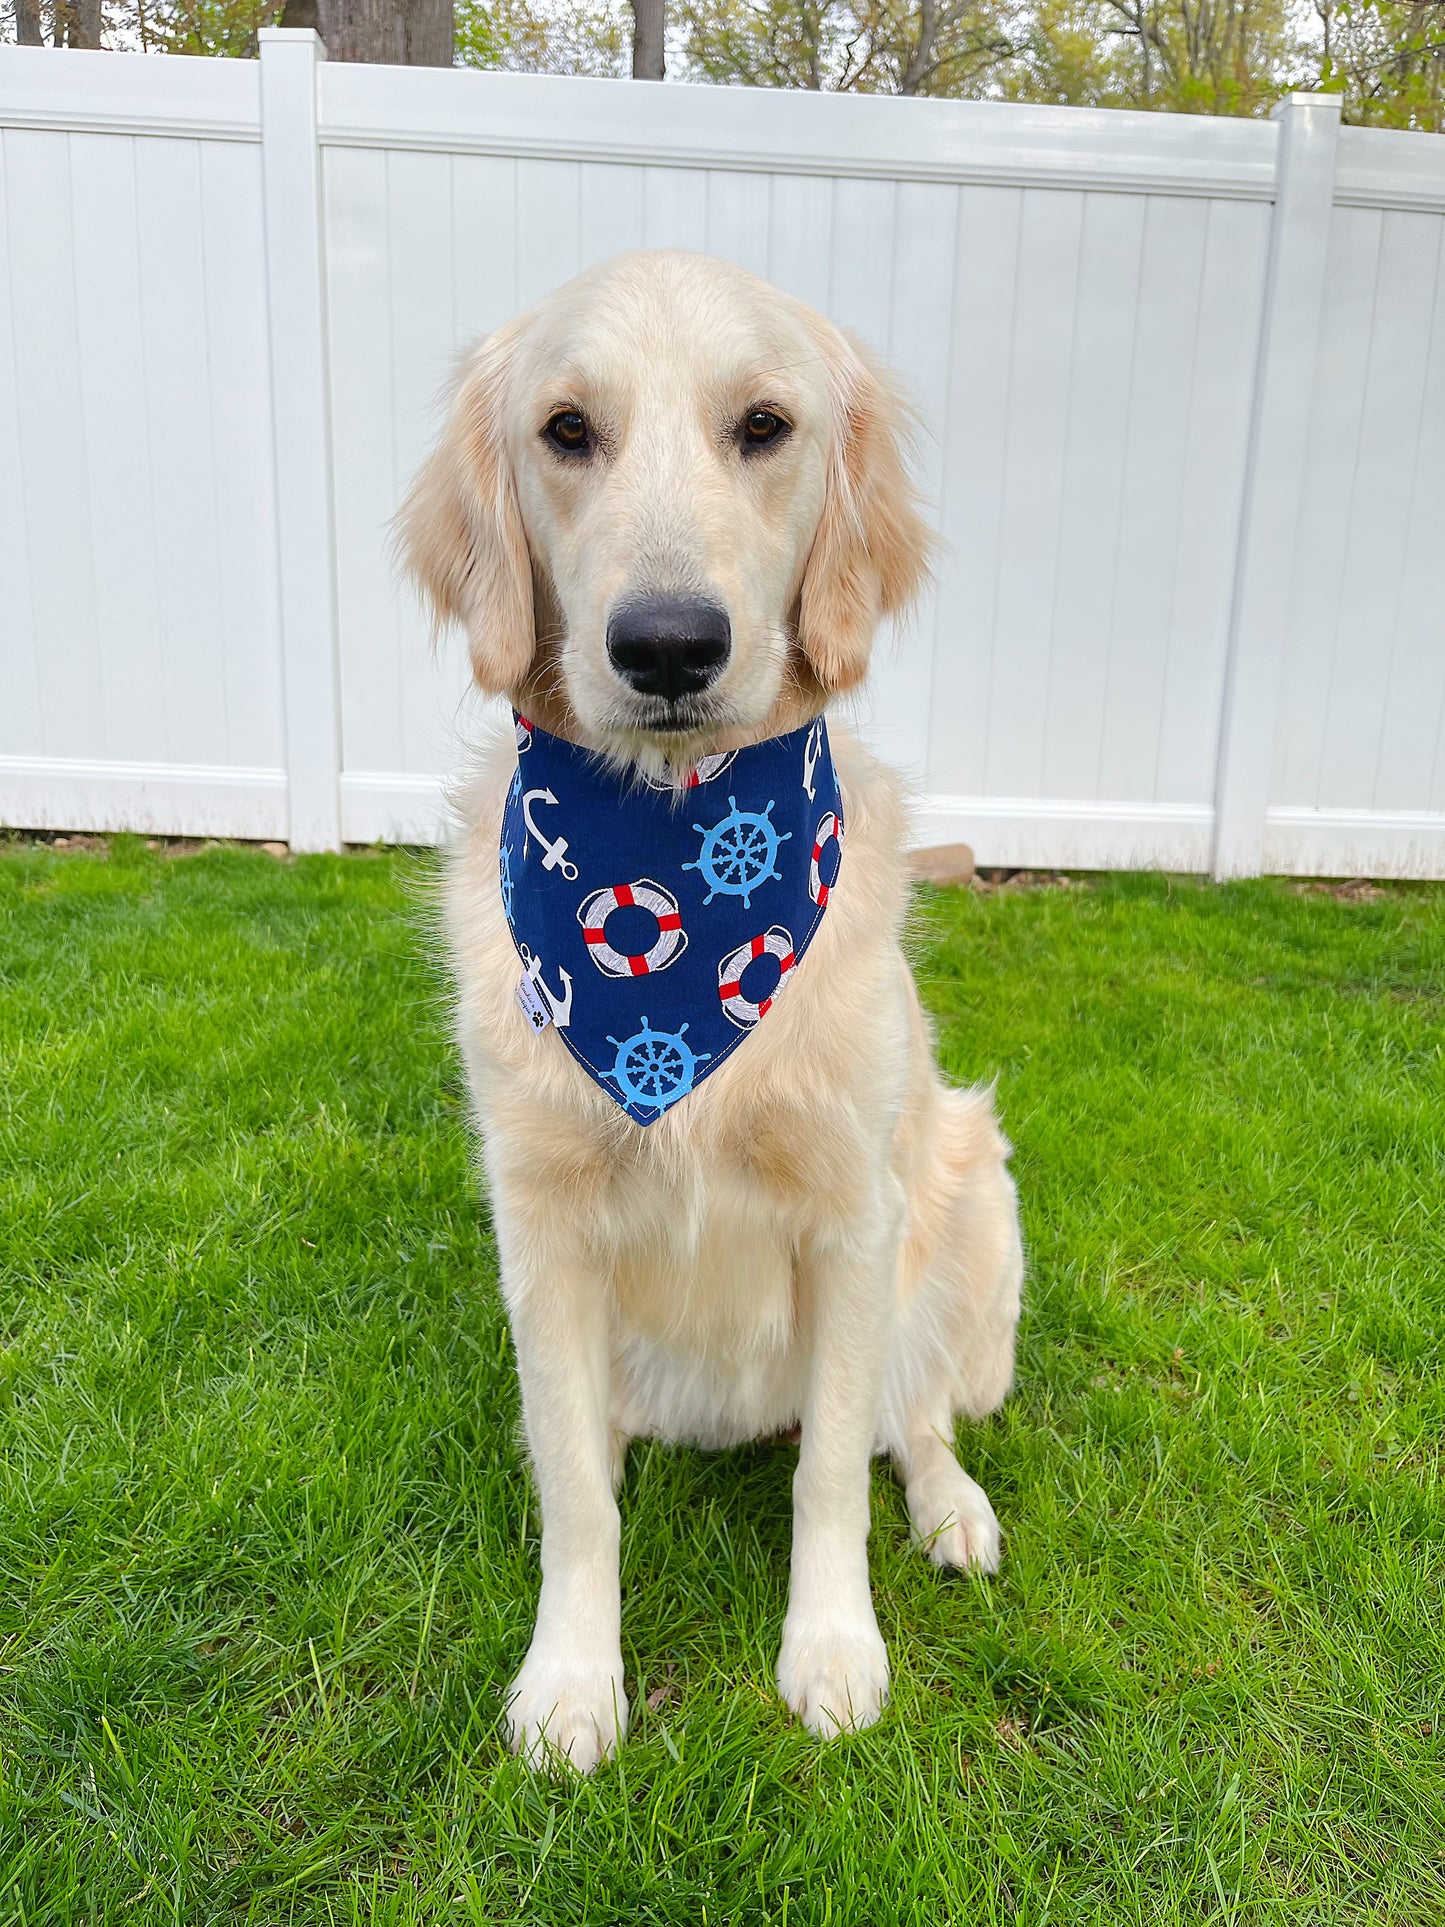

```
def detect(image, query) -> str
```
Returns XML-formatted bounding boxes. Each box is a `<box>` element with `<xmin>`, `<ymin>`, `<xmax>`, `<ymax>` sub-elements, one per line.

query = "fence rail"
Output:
<box><xmin>3</xmin><ymin>36</ymin><xmax>1443</xmax><ymax>875</ymax></box>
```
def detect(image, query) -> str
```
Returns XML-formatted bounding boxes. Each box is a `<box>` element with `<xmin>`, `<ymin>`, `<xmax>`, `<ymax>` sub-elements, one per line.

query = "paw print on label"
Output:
<box><xmin>605</xmin><ymin>1018</ymin><xmax>710</xmax><ymax>1112</ymax></box>
<box><xmin>684</xmin><ymin>797</ymin><xmax>791</xmax><ymax>908</ymax></box>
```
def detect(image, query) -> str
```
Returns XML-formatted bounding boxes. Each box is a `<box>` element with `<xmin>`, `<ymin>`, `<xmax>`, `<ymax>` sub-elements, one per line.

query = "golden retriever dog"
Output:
<box><xmin>400</xmin><ymin>249</ymin><xmax>1023</xmax><ymax>1772</ymax></box>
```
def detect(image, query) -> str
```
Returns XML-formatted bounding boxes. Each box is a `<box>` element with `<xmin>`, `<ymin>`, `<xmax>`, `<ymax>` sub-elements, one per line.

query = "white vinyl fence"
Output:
<box><xmin>2</xmin><ymin>37</ymin><xmax>1443</xmax><ymax>875</ymax></box>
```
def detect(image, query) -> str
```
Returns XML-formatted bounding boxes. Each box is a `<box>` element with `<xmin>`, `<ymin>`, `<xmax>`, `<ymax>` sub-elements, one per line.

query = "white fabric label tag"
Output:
<box><xmin>515</xmin><ymin>969</ymin><xmax>553</xmax><ymax>1033</ymax></box>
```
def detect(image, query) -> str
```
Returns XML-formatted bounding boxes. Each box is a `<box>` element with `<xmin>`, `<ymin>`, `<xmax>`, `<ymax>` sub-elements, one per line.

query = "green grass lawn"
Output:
<box><xmin>1</xmin><ymin>838</ymin><xmax>1442</xmax><ymax>1925</ymax></box>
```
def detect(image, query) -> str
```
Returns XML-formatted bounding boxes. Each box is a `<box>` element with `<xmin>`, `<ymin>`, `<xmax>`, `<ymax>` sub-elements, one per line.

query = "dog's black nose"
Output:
<box><xmin>606</xmin><ymin>596</ymin><xmax>731</xmax><ymax>701</ymax></box>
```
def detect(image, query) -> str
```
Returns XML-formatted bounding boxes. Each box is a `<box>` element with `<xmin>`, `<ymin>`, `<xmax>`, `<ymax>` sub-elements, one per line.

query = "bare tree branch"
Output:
<box><xmin>900</xmin><ymin>0</ymin><xmax>937</xmax><ymax>89</ymax></box>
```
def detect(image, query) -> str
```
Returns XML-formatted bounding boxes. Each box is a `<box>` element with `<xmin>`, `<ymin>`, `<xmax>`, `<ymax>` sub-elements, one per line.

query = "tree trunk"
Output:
<box><xmin>632</xmin><ymin>0</ymin><xmax>665</xmax><ymax>78</ymax></box>
<box><xmin>401</xmin><ymin>0</ymin><xmax>452</xmax><ymax>65</ymax></box>
<box><xmin>16</xmin><ymin>0</ymin><xmax>44</xmax><ymax>42</ymax></box>
<box><xmin>900</xmin><ymin>0</ymin><xmax>938</xmax><ymax>92</ymax></box>
<box><xmin>282</xmin><ymin>0</ymin><xmax>454</xmax><ymax>64</ymax></box>
<box><xmin>49</xmin><ymin>0</ymin><xmax>102</xmax><ymax>41</ymax></box>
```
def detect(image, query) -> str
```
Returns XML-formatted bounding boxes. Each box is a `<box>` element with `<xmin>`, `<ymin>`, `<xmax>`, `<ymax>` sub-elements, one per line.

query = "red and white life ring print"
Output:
<box><xmin>809</xmin><ymin>810</ymin><xmax>844</xmax><ymax>906</ymax></box>
<box><xmin>515</xmin><ymin>714</ymin><xmax>534</xmax><ymax>753</ymax></box>
<box><xmin>577</xmin><ymin>878</ymin><xmax>687</xmax><ymax>978</ymax></box>
<box><xmin>717</xmin><ymin>926</ymin><xmax>796</xmax><ymax>1028</ymax></box>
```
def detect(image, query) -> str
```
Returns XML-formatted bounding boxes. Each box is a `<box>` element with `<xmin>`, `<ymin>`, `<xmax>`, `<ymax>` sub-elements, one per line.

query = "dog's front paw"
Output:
<box><xmin>776</xmin><ymin>1608</ymin><xmax>889</xmax><ymax>1738</ymax></box>
<box><xmin>505</xmin><ymin>1647</ymin><xmax>628</xmax><ymax>1774</ymax></box>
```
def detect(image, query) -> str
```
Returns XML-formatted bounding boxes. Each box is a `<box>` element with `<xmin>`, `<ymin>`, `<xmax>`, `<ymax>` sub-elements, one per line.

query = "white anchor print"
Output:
<box><xmin>521</xmin><ymin>788</ymin><xmax>580</xmax><ymax>880</ymax></box>
<box><xmin>802</xmin><ymin>720</ymin><xmax>823</xmax><ymax>802</ymax></box>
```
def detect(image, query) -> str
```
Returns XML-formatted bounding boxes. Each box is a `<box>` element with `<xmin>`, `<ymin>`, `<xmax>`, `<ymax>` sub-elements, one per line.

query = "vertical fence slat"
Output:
<box><xmin>7</xmin><ymin>130</ymin><xmax>105</xmax><ymax>762</ymax></box>
<box><xmin>260</xmin><ymin>28</ymin><xmax>343</xmax><ymax>852</ymax></box>
<box><xmin>1211</xmin><ymin>92</ymin><xmax>1342</xmax><ymax>881</ymax></box>
<box><xmin>1154</xmin><ymin>196</ymin><xmax>1272</xmax><ymax>811</ymax></box>
<box><xmin>0</xmin><ymin>130</ymin><xmax>45</xmax><ymax>763</ymax></box>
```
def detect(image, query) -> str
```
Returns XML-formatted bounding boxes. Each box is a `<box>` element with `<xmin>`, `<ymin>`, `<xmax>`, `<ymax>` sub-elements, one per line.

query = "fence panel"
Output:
<box><xmin>0</xmin><ymin>54</ymin><xmax>286</xmax><ymax>837</ymax></box>
<box><xmin>1265</xmin><ymin>130</ymin><xmax>1445</xmax><ymax>875</ymax></box>
<box><xmin>1</xmin><ymin>42</ymin><xmax>1443</xmax><ymax>875</ymax></box>
<box><xmin>313</xmin><ymin>58</ymin><xmax>1287</xmax><ymax>864</ymax></box>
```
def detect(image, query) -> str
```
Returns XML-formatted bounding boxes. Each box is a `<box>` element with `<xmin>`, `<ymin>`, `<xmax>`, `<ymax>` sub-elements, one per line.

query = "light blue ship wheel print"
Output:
<box><xmin>498</xmin><ymin>839</ymin><xmax>515</xmax><ymax>918</ymax></box>
<box><xmin>683</xmin><ymin>796</ymin><xmax>791</xmax><ymax>908</ymax></box>
<box><xmin>606</xmin><ymin>1018</ymin><xmax>711</xmax><ymax>1112</ymax></box>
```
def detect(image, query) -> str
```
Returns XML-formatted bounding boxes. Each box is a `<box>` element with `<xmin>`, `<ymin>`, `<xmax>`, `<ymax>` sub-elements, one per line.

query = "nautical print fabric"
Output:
<box><xmin>501</xmin><ymin>712</ymin><xmax>845</xmax><ymax>1125</ymax></box>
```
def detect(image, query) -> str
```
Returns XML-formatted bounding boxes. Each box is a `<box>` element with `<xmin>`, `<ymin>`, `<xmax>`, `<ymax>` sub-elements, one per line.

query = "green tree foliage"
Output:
<box><xmin>675</xmin><ymin>0</ymin><xmax>1442</xmax><ymax>122</ymax></box>
<box><xmin>145</xmin><ymin>0</ymin><xmax>280</xmax><ymax>54</ymax></box>
<box><xmin>993</xmin><ymin>0</ymin><xmax>1299</xmax><ymax>115</ymax></box>
<box><xmin>3</xmin><ymin>0</ymin><xmax>280</xmax><ymax>47</ymax></box>
<box><xmin>4</xmin><ymin>0</ymin><xmax>1438</xmax><ymax>129</ymax></box>
<box><xmin>456</xmin><ymin>0</ymin><xmax>625</xmax><ymax>68</ymax></box>
<box><xmin>488</xmin><ymin>0</ymin><xmax>1442</xmax><ymax>123</ymax></box>
<box><xmin>678</xmin><ymin>0</ymin><xmax>1014</xmax><ymax>93</ymax></box>
<box><xmin>1317</xmin><ymin>0</ymin><xmax>1444</xmax><ymax>126</ymax></box>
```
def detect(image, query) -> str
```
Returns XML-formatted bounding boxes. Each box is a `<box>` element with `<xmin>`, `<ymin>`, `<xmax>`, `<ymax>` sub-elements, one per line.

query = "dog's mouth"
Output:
<box><xmin>595</xmin><ymin>679</ymin><xmax>751</xmax><ymax>760</ymax></box>
<box><xmin>607</xmin><ymin>709</ymin><xmax>736</xmax><ymax>779</ymax></box>
<box><xmin>628</xmin><ymin>693</ymin><xmax>724</xmax><ymax>736</ymax></box>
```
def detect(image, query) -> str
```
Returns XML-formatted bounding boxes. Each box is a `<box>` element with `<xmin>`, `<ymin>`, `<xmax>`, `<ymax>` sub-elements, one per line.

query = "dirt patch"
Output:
<box><xmin>42</xmin><ymin>833</ymin><xmax>112</xmax><ymax>854</ymax></box>
<box><xmin>1</xmin><ymin>832</ymin><xmax>300</xmax><ymax>860</ymax></box>
<box><xmin>160</xmin><ymin>838</ymin><xmax>292</xmax><ymax>859</ymax></box>
<box><xmin>1289</xmin><ymin>877</ymin><xmax>1389</xmax><ymax>903</ymax></box>
<box><xmin>972</xmin><ymin>868</ymin><xmax>1091</xmax><ymax>894</ymax></box>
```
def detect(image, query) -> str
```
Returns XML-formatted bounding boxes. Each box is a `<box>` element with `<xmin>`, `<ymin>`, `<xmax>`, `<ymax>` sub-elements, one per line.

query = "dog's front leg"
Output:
<box><xmin>494</xmin><ymin>1195</ymin><xmax>625</xmax><ymax>1773</ymax></box>
<box><xmin>776</xmin><ymin>1192</ymin><xmax>899</xmax><ymax>1737</ymax></box>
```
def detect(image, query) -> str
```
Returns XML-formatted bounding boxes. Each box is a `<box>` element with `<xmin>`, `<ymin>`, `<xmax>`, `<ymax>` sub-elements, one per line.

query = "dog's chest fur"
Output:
<box><xmin>609</xmin><ymin>1185</ymin><xmax>802</xmax><ymax>1444</ymax></box>
<box><xmin>446</xmin><ymin>720</ymin><xmax>914</xmax><ymax>1444</ymax></box>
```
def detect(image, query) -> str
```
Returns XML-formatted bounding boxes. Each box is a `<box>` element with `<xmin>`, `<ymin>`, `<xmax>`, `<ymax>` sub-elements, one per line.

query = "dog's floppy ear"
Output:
<box><xmin>796</xmin><ymin>325</ymin><xmax>933</xmax><ymax>694</ymax></box>
<box><xmin>396</xmin><ymin>323</ymin><xmax>534</xmax><ymax>695</ymax></box>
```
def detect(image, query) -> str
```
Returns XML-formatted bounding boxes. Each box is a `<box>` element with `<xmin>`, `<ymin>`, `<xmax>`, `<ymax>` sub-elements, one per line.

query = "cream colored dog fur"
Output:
<box><xmin>400</xmin><ymin>249</ymin><xmax>1023</xmax><ymax>1773</ymax></box>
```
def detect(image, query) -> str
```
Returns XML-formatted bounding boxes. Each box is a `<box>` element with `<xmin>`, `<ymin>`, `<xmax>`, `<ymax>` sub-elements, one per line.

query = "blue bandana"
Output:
<box><xmin>500</xmin><ymin>712</ymin><xmax>845</xmax><ymax>1125</ymax></box>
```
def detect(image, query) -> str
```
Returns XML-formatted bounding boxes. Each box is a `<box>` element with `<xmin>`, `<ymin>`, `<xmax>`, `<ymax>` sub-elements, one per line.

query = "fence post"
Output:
<box><xmin>1211</xmin><ymin>92</ymin><xmax>1341</xmax><ymax>881</ymax></box>
<box><xmin>259</xmin><ymin>28</ymin><xmax>343</xmax><ymax>853</ymax></box>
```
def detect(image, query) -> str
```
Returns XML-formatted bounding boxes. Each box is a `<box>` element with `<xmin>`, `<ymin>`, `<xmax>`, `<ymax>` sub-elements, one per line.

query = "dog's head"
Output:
<box><xmin>398</xmin><ymin>249</ymin><xmax>931</xmax><ymax>761</ymax></box>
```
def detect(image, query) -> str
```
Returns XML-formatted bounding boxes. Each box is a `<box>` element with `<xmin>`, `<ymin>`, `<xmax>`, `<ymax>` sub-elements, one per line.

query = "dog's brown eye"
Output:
<box><xmin>741</xmin><ymin>409</ymin><xmax>789</xmax><ymax>450</ymax></box>
<box><xmin>544</xmin><ymin>410</ymin><xmax>591</xmax><ymax>455</ymax></box>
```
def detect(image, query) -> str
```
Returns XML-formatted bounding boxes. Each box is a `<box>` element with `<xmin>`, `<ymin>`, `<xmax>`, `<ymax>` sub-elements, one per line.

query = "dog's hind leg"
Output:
<box><xmin>882</xmin><ymin>1080</ymin><xmax>1023</xmax><ymax>1574</ymax></box>
<box><xmin>892</xmin><ymin>1407</ymin><xmax>1002</xmax><ymax>1572</ymax></box>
